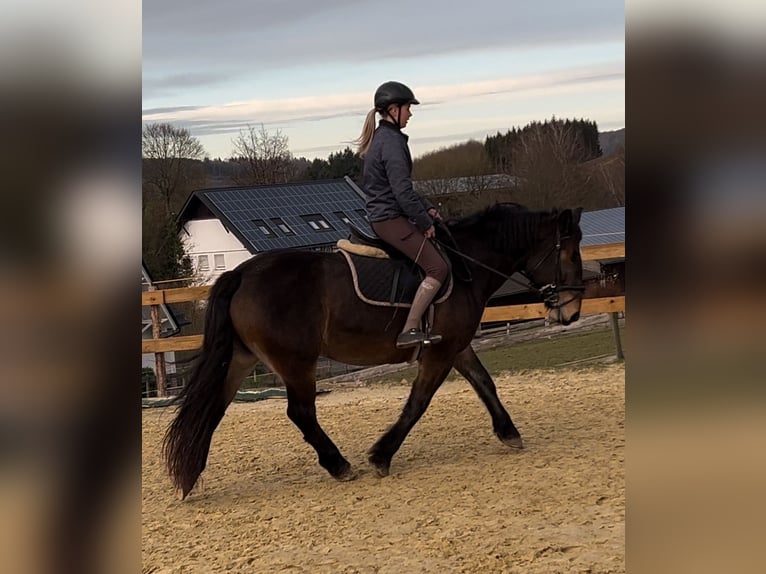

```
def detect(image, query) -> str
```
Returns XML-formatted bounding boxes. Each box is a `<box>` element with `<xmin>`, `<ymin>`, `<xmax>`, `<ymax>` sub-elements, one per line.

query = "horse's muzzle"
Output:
<box><xmin>547</xmin><ymin>291</ymin><xmax>583</xmax><ymax>325</ymax></box>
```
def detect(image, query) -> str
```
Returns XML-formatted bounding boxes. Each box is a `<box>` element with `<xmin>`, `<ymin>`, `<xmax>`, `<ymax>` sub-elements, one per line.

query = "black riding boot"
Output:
<box><xmin>396</xmin><ymin>277</ymin><xmax>443</xmax><ymax>349</ymax></box>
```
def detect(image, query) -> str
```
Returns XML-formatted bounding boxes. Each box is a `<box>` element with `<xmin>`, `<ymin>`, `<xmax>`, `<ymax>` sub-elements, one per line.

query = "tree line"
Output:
<box><xmin>142</xmin><ymin>118</ymin><xmax>624</xmax><ymax>281</ymax></box>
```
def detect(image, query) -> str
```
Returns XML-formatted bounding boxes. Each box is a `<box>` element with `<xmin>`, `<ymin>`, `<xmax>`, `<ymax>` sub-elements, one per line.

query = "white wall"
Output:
<box><xmin>182</xmin><ymin>219</ymin><xmax>253</xmax><ymax>284</ymax></box>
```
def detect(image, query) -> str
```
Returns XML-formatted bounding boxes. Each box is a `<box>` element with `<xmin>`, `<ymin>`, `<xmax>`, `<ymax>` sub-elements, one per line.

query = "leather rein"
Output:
<box><xmin>435</xmin><ymin>224</ymin><xmax>585</xmax><ymax>309</ymax></box>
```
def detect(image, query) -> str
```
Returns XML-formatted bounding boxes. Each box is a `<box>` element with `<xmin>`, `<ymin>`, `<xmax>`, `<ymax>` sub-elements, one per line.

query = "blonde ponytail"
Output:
<box><xmin>354</xmin><ymin>108</ymin><xmax>378</xmax><ymax>157</ymax></box>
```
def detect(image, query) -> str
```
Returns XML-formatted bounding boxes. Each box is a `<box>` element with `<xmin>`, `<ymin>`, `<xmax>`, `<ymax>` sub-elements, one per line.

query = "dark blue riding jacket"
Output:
<box><xmin>361</xmin><ymin>121</ymin><xmax>435</xmax><ymax>233</ymax></box>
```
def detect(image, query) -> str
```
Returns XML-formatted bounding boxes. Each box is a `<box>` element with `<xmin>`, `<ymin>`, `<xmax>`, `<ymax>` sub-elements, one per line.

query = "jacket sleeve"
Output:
<box><xmin>381</xmin><ymin>137</ymin><xmax>433</xmax><ymax>232</ymax></box>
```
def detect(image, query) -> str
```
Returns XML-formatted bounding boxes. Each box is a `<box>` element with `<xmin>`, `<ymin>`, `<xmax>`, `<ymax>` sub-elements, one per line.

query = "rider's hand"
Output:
<box><xmin>428</xmin><ymin>208</ymin><xmax>442</xmax><ymax>221</ymax></box>
<box><xmin>424</xmin><ymin>225</ymin><xmax>436</xmax><ymax>239</ymax></box>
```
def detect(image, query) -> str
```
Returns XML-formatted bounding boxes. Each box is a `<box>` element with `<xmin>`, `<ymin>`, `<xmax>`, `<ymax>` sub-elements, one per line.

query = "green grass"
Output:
<box><xmin>364</xmin><ymin>326</ymin><xmax>625</xmax><ymax>385</ymax></box>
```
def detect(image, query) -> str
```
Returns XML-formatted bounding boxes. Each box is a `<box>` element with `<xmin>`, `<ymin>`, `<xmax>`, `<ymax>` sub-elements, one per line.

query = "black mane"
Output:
<box><xmin>446</xmin><ymin>202</ymin><xmax>554</xmax><ymax>254</ymax></box>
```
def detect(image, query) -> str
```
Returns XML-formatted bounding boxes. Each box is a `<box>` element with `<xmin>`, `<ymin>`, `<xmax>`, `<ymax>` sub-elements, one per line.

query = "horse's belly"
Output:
<box><xmin>321</xmin><ymin>331</ymin><xmax>411</xmax><ymax>367</ymax></box>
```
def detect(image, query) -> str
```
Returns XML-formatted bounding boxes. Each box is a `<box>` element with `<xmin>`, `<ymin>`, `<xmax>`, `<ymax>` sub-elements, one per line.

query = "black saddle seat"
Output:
<box><xmin>347</xmin><ymin>223</ymin><xmax>408</xmax><ymax>260</ymax></box>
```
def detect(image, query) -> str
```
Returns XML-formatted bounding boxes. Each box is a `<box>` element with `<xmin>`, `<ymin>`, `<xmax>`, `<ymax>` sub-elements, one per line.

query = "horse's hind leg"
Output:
<box><xmin>453</xmin><ymin>345</ymin><xmax>523</xmax><ymax>449</ymax></box>
<box><xmin>222</xmin><ymin>343</ymin><xmax>259</xmax><ymax>404</ymax></box>
<box><xmin>368</xmin><ymin>355</ymin><xmax>454</xmax><ymax>477</ymax></box>
<box><xmin>281</xmin><ymin>367</ymin><xmax>356</xmax><ymax>481</ymax></box>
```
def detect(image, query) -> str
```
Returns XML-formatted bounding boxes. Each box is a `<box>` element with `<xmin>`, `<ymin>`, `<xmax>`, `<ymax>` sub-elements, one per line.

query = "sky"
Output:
<box><xmin>142</xmin><ymin>0</ymin><xmax>624</xmax><ymax>161</ymax></box>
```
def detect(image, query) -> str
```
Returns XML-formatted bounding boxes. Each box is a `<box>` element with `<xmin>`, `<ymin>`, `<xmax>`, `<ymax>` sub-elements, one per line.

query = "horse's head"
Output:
<box><xmin>523</xmin><ymin>208</ymin><xmax>585</xmax><ymax>326</ymax></box>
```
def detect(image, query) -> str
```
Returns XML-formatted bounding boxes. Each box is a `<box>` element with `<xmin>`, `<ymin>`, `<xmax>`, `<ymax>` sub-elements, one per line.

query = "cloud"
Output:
<box><xmin>416</xmin><ymin>68</ymin><xmax>624</xmax><ymax>103</ymax></box>
<box><xmin>143</xmin><ymin>0</ymin><xmax>624</xmax><ymax>76</ymax></box>
<box><xmin>141</xmin><ymin>2</ymin><xmax>624</xmax><ymax>159</ymax></box>
<box><xmin>142</xmin><ymin>62</ymin><xmax>623</xmax><ymax>138</ymax></box>
<box><xmin>144</xmin><ymin>72</ymin><xmax>234</xmax><ymax>89</ymax></box>
<box><xmin>143</xmin><ymin>105</ymin><xmax>207</xmax><ymax>116</ymax></box>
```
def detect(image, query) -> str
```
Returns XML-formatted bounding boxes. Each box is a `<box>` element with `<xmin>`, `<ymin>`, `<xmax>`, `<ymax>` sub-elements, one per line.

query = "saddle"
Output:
<box><xmin>338</xmin><ymin>224</ymin><xmax>453</xmax><ymax>308</ymax></box>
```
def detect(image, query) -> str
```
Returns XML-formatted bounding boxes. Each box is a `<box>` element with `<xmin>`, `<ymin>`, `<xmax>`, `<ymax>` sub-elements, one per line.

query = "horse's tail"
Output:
<box><xmin>162</xmin><ymin>269</ymin><xmax>243</xmax><ymax>499</ymax></box>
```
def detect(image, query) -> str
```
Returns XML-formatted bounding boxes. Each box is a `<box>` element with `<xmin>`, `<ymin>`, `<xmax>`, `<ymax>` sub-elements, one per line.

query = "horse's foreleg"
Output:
<box><xmin>453</xmin><ymin>345</ymin><xmax>523</xmax><ymax>449</ymax></box>
<box><xmin>368</xmin><ymin>357</ymin><xmax>454</xmax><ymax>477</ymax></box>
<box><xmin>283</xmin><ymin>376</ymin><xmax>356</xmax><ymax>482</ymax></box>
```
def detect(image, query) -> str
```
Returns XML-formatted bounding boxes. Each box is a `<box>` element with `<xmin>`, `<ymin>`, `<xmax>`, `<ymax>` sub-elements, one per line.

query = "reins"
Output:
<box><xmin>434</xmin><ymin>222</ymin><xmax>584</xmax><ymax>309</ymax></box>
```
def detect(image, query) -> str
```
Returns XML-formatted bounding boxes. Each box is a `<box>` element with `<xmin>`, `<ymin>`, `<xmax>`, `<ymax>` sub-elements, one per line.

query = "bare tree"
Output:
<box><xmin>511</xmin><ymin>122</ymin><xmax>592</xmax><ymax>208</ymax></box>
<box><xmin>595</xmin><ymin>151</ymin><xmax>625</xmax><ymax>207</ymax></box>
<box><xmin>142</xmin><ymin>122</ymin><xmax>206</xmax><ymax>217</ymax></box>
<box><xmin>413</xmin><ymin>140</ymin><xmax>495</xmax><ymax>198</ymax></box>
<box><xmin>231</xmin><ymin>124</ymin><xmax>294</xmax><ymax>185</ymax></box>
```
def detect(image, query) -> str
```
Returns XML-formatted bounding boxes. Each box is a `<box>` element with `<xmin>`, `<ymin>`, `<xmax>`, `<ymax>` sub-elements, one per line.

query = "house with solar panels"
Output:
<box><xmin>177</xmin><ymin>176</ymin><xmax>371</xmax><ymax>284</ymax></box>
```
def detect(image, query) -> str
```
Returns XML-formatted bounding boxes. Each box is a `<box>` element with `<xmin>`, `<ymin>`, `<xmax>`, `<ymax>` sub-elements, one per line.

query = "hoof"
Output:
<box><xmin>333</xmin><ymin>464</ymin><xmax>358</xmax><ymax>482</ymax></box>
<box><xmin>501</xmin><ymin>436</ymin><xmax>524</xmax><ymax>450</ymax></box>
<box><xmin>368</xmin><ymin>454</ymin><xmax>390</xmax><ymax>477</ymax></box>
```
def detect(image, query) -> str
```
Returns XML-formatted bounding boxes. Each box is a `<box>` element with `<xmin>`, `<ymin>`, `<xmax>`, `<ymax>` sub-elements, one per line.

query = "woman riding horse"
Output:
<box><xmin>354</xmin><ymin>81</ymin><xmax>448</xmax><ymax>349</ymax></box>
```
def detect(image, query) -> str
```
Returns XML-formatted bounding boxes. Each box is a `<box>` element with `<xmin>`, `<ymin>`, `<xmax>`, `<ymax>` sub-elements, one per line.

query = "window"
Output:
<box><xmin>334</xmin><ymin>211</ymin><xmax>351</xmax><ymax>225</ymax></box>
<box><xmin>301</xmin><ymin>214</ymin><xmax>334</xmax><ymax>231</ymax></box>
<box><xmin>214</xmin><ymin>254</ymin><xmax>226</xmax><ymax>270</ymax></box>
<box><xmin>197</xmin><ymin>254</ymin><xmax>210</xmax><ymax>272</ymax></box>
<box><xmin>270</xmin><ymin>217</ymin><xmax>295</xmax><ymax>236</ymax></box>
<box><xmin>251</xmin><ymin>219</ymin><xmax>274</xmax><ymax>236</ymax></box>
<box><xmin>355</xmin><ymin>209</ymin><xmax>369</xmax><ymax>221</ymax></box>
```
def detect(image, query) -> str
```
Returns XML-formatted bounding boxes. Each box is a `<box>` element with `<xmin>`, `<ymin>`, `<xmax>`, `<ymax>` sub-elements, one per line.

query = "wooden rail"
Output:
<box><xmin>580</xmin><ymin>242</ymin><xmax>624</xmax><ymax>260</ymax></box>
<box><xmin>142</xmin><ymin>285</ymin><xmax>210</xmax><ymax>306</ymax></box>
<box><xmin>142</xmin><ymin>242</ymin><xmax>625</xmax><ymax>394</ymax></box>
<box><xmin>481</xmin><ymin>296</ymin><xmax>624</xmax><ymax>323</ymax></box>
<box><xmin>142</xmin><ymin>296</ymin><xmax>625</xmax><ymax>354</ymax></box>
<box><xmin>142</xmin><ymin>334</ymin><xmax>206</xmax><ymax>354</ymax></box>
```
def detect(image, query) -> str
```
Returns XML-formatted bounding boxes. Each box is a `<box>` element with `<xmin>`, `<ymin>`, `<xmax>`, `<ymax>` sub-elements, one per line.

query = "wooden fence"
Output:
<box><xmin>143</xmin><ymin>243</ymin><xmax>625</xmax><ymax>395</ymax></box>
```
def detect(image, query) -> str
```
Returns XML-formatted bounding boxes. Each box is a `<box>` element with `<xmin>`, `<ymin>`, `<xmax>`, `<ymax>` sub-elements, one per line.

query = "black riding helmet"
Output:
<box><xmin>374</xmin><ymin>81</ymin><xmax>420</xmax><ymax>111</ymax></box>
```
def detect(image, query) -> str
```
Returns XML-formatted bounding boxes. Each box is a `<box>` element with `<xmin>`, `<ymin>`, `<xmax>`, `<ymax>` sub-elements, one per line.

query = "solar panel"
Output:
<box><xmin>195</xmin><ymin>180</ymin><xmax>623</xmax><ymax>254</ymax></box>
<box><xmin>579</xmin><ymin>207</ymin><xmax>624</xmax><ymax>247</ymax></box>
<box><xmin>199</xmin><ymin>179</ymin><xmax>372</xmax><ymax>252</ymax></box>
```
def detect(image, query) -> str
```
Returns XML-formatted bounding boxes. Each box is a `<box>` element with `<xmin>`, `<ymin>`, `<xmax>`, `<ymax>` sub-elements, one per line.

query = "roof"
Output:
<box><xmin>579</xmin><ymin>206</ymin><xmax>624</xmax><ymax>246</ymax></box>
<box><xmin>413</xmin><ymin>173</ymin><xmax>517</xmax><ymax>196</ymax></box>
<box><xmin>178</xmin><ymin>177</ymin><xmax>371</xmax><ymax>253</ymax></box>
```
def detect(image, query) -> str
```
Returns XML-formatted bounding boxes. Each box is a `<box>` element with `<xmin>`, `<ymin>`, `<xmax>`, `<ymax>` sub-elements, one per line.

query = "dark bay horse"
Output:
<box><xmin>164</xmin><ymin>203</ymin><xmax>584</xmax><ymax>499</ymax></box>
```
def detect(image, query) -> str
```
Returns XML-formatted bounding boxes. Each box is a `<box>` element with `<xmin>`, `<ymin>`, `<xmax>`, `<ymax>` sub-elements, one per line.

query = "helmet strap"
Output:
<box><xmin>383</xmin><ymin>104</ymin><xmax>402</xmax><ymax>130</ymax></box>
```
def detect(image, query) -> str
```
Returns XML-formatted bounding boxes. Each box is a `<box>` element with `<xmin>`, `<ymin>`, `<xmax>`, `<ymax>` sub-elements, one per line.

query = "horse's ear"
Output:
<box><xmin>557</xmin><ymin>208</ymin><xmax>582</xmax><ymax>230</ymax></box>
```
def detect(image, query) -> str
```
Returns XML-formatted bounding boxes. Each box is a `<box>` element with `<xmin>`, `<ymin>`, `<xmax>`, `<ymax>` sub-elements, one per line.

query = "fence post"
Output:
<box><xmin>609</xmin><ymin>312</ymin><xmax>625</xmax><ymax>360</ymax></box>
<box><xmin>149</xmin><ymin>285</ymin><xmax>168</xmax><ymax>397</ymax></box>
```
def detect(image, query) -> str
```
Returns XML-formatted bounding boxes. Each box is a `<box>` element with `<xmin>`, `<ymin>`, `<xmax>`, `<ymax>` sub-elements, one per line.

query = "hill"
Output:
<box><xmin>598</xmin><ymin>128</ymin><xmax>625</xmax><ymax>157</ymax></box>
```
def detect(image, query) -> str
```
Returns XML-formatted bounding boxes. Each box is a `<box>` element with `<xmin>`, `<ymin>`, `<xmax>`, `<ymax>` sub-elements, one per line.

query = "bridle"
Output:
<box><xmin>522</xmin><ymin>227</ymin><xmax>585</xmax><ymax>308</ymax></box>
<box><xmin>435</xmin><ymin>224</ymin><xmax>585</xmax><ymax>309</ymax></box>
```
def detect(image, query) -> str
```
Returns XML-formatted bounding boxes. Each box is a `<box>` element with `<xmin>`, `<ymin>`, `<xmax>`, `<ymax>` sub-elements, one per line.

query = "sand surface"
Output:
<box><xmin>142</xmin><ymin>364</ymin><xmax>624</xmax><ymax>573</ymax></box>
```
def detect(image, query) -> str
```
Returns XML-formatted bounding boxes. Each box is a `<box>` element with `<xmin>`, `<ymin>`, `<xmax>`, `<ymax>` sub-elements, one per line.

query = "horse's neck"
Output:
<box><xmin>451</xmin><ymin>235</ymin><xmax>527</xmax><ymax>301</ymax></box>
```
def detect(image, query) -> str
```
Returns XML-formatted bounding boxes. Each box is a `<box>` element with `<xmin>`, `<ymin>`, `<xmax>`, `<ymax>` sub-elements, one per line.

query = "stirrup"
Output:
<box><xmin>396</xmin><ymin>328</ymin><xmax>442</xmax><ymax>349</ymax></box>
<box><xmin>421</xmin><ymin>333</ymin><xmax>442</xmax><ymax>347</ymax></box>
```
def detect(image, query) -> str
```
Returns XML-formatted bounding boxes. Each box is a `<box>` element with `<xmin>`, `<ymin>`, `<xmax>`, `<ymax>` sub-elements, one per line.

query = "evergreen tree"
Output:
<box><xmin>326</xmin><ymin>147</ymin><xmax>363</xmax><ymax>182</ymax></box>
<box><xmin>485</xmin><ymin>118</ymin><xmax>602</xmax><ymax>174</ymax></box>
<box><xmin>302</xmin><ymin>147</ymin><xmax>363</xmax><ymax>182</ymax></box>
<box><xmin>143</xmin><ymin>218</ymin><xmax>193</xmax><ymax>282</ymax></box>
